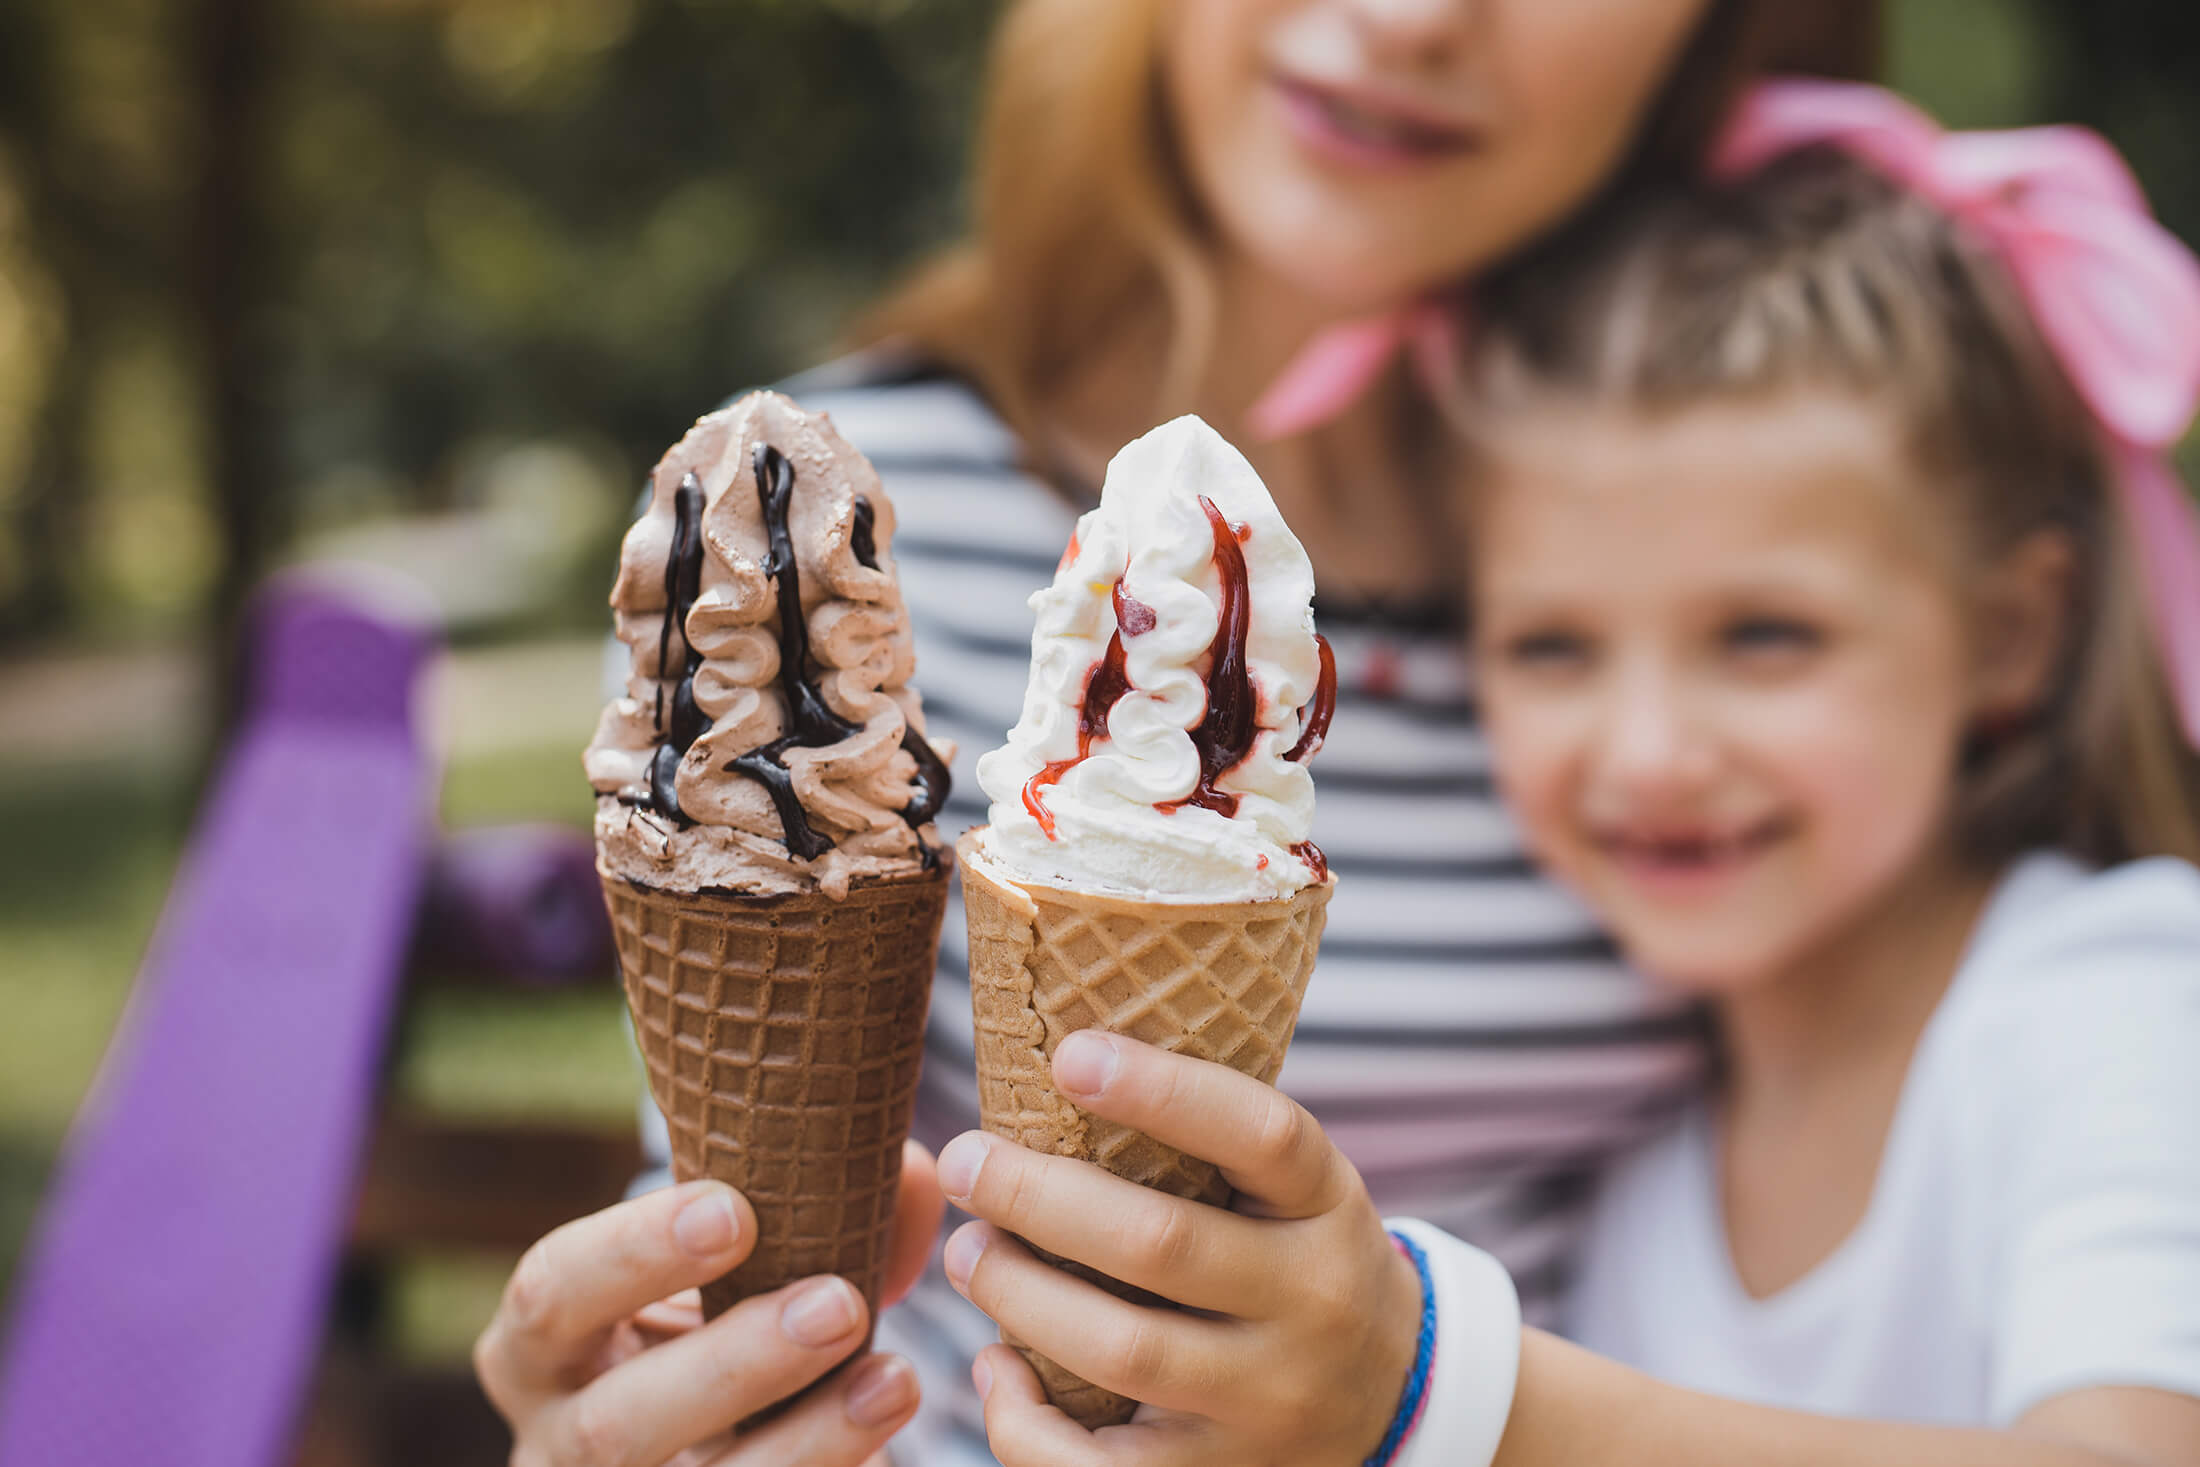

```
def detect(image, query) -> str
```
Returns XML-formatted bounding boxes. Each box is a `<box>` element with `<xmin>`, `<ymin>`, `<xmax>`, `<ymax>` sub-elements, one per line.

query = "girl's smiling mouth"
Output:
<box><xmin>1591</xmin><ymin>816</ymin><xmax>1797</xmax><ymax>899</ymax></box>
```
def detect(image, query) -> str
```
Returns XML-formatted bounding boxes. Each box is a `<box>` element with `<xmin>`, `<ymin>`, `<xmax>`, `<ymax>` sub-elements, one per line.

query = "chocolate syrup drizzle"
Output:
<box><xmin>646</xmin><ymin>473</ymin><xmax>708</xmax><ymax>823</ymax></box>
<box><xmin>851</xmin><ymin>495</ymin><xmax>879</xmax><ymax>570</ymax></box>
<box><xmin>640</xmin><ymin>444</ymin><xmax>952</xmax><ymax>863</ymax></box>
<box><xmin>846</xmin><ymin>494</ymin><xmax>948</xmax><ymax>861</ymax></box>
<box><xmin>850</xmin><ymin>484</ymin><xmax>955</xmax><ymax>844</ymax></box>
<box><xmin>697</xmin><ymin>443</ymin><xmax>857</xmax><ymax>860</ymax></box>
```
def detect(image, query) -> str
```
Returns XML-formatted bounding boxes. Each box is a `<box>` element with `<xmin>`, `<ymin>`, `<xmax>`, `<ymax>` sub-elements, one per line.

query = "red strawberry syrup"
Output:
<box><xmin>1022</xmin><ymin>580</ymin><xmax>1149</xmax><ymax>837</ymax></box>
<box><xmin>1158</xmin><ymin>496</ymin><xmax>1256</xmax><ymax>819</ymax></box>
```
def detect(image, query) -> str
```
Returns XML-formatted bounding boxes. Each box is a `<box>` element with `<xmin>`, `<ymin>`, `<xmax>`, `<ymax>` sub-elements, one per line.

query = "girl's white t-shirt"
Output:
<box><xmin>1566</xmin><ymin>851</ymin><xmax>2200</xmax><ymax>1426</ymax></box>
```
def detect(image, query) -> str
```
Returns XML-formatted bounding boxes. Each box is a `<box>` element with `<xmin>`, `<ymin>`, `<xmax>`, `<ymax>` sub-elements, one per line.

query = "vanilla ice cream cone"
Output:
<box><xmin>960</xmin><ymin>831</ymin><xmax>1328</xmax><ymax>1425</ymax></box>
<box><xmin>961</xmin><ymin>417</ymin><xmax>1340</xmax><ymax>1426</ymax></box>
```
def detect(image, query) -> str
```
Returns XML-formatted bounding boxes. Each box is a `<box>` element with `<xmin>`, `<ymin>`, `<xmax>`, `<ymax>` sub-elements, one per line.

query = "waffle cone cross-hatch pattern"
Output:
<box><xmin>958</xmin><ymin>830</ymin><xmax>1332</xmax><ymax>1426</ymax></box>
<box><xmin>603</xmin><ymin>862</ymin><xmax>950</xmax><ymax>1331</ymax></box>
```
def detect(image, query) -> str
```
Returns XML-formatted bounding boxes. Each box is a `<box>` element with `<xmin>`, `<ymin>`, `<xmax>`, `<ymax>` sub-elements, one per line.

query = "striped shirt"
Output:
<box><xmin>637</xmin><ymin>356</ymin><xmax>1708</xmax><ymax>1462</ymax></box>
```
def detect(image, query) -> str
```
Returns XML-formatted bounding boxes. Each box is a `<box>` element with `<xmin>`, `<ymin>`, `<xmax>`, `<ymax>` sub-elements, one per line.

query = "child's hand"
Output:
<box><xmin>473</xmin><ymin>1141</ymin><xmax>944</xmax><ymax>1466</ymax></box>
<box><xmin>936</xmin><ymin>1031</ymin><xmax>1425</xmax><ymax>1466</ymax></box>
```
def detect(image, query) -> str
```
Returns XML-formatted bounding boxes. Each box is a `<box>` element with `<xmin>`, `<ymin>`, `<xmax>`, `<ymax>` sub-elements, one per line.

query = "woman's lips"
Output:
<box><xmin>1271</xmin><ymin>74</ymin><xmax>1481</xmax><ymax>172</ymax></box>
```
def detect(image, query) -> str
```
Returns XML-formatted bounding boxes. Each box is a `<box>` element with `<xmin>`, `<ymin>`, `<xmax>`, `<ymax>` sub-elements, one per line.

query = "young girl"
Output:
<box><xmin>1459</xmin><ymin>81</ymin><xmax>2200</xmax><ymax>1459</ymax></box>
<box><xmin>943</xmin><ymin>82</ymin><xmax>2200</xmax><ymax>1467</ymax></box>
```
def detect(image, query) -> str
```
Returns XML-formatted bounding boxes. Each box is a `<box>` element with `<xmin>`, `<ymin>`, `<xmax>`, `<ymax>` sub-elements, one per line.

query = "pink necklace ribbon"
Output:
<box><xmin>1244</xmin><ymin>297</ymin><xmax>1459</xmax><ymax>443</ymax></box>
<box><xmin>1713</xmin><ymin>78</ymin><xmax>2200</xmax><ymax>749</ymax></box>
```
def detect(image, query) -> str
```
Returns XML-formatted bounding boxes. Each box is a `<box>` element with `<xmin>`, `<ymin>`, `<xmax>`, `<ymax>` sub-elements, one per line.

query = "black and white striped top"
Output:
<box><xmin>641</xmin><ymin>357</ymin><xmax>1708</xmax><ymax>1462</ymax></box>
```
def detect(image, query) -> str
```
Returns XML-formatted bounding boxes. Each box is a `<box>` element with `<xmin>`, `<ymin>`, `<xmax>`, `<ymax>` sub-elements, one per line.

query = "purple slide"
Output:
<box><xmin>0</xmin><ymin>582</ymin><xmax>439</xmax><ymax>1467</ymax></box>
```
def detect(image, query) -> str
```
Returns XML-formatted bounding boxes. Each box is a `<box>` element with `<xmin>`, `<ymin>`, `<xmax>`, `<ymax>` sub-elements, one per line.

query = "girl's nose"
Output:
<box><xmin>1592</xmin><ymin>664</ymin><xmax>1719</xmax><ymax>806</ymax></box>
<box><xmin>1343</xmin><ymin>0</ymin><xmax>1476</xmax><ymax>64</ymax></box>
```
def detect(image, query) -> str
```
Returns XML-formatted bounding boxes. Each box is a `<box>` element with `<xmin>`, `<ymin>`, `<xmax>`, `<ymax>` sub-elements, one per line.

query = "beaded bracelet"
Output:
<box><xmin>1365</xmin><ymin>1230</ymin><xmax>1439</xmax><ymax>1467</ymax></box>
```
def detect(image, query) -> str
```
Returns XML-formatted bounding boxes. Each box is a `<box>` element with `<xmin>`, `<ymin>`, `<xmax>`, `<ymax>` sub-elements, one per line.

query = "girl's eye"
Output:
<box><xmin>1502</xmin><ymin>629</ymin><xmax>1593</xmax><ymax>668</ymax></box>
<box><xmin>1723</xmin><ymin>616</ymin><xmax>1822</xmax><ymax>657</ymax></box>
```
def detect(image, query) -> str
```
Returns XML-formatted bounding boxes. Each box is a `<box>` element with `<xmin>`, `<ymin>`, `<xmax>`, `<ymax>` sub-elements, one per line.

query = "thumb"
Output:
<box><xmin>976</xmin><ymin>1345</ymin><xmax>1218</xmax><ymax>1464</ymax></box>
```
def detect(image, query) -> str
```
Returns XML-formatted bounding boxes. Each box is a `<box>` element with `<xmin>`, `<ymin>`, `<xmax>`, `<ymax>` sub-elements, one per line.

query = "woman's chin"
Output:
<box><xmin>1250</xmin><ymin>233</ymin><xmax>1449</xmax><ymax>316</ymax></box>
<box><xmin>1220</xmin><ymin>175</ymin><xmax>1478</xmax><ymax>313</ymax></box>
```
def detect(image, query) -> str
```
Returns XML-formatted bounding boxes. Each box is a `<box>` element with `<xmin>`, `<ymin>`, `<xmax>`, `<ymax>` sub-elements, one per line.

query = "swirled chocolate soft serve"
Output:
<box><xmin>587</xmin><ymin>390</ymin><xmax>952</xmax><ymax>898</ymax></box>
<box><xmin>589</xmin><ymin>390</ymin><xmax>953</xmax><ymax>1345</ymax></box>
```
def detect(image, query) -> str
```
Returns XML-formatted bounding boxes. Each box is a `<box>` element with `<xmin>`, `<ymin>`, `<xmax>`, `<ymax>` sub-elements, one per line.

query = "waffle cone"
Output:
<box><xmin>602</xmin><ymin>859</ymin><xmax>950</xmax><ymax>1336</ymax></box>
<box><xmin>957</xmin><ymin>830</ymin><xmax>1332</xmax><ymax>1427</ymax></box>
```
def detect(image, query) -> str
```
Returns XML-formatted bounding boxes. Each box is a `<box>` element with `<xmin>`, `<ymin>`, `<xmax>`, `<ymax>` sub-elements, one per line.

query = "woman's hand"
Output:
<box><xmin>937</xmin><ymin>1032</ymin><xmax>1424</xmax><ymax>1466</ymax></box>
<box><xmin>473</xmin><ymin>1139</ymin><xmax>946</xmax><ymax>1467</ymax></box>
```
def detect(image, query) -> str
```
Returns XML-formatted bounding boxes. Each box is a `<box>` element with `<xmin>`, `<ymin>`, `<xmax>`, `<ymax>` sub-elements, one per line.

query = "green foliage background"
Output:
<box><xmin>0</xmin><ymin>0</ymin><xmax>2191</xmax><ymax>649</ymax></box>
<box><xmin>0</xmin><ymin>0</ymin><xmax>996</xmax><ymax>645</ymax></box>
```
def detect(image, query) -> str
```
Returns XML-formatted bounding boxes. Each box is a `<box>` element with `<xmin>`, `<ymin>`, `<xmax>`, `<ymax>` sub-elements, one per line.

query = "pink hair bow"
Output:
<box><xmin>1716</xmin><ymin>78</ymin><xmax>2200</xmax><ymax>748</ymax></box>
<box><xmin>1244</xmin><ymin>297</ymin><xmax>1460</xmax><ymax>443</ymax></box>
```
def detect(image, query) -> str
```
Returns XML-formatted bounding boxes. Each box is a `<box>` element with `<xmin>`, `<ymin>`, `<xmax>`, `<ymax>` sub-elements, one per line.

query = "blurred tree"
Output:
<box><xmin>0</xmin><ymin>0</ymin><xmax>996</xmax><ymax>651</ymax></box>
<box><xmin>2044</xmin><ymin>0</ymin><xmax>2200</xmax><ymax>244</ymax></box>
<box><xmin>1893</xmin><ymin>0</ymin><xmax>2198</xmax><ymax>242</ymax></box>
<box><xmin>0</xmin><ymin>2</ymin><xmax>104</xmax><ymax>643</ymax></box>
<box><xmin>191</xmin><ymin>0</ymin><xmax>282</xmax><ymax>642</ymax></box>
<box><xmin>265</xmin><ymin>0</ymin><xmax>994</xmax><ymax>496</ymax></box>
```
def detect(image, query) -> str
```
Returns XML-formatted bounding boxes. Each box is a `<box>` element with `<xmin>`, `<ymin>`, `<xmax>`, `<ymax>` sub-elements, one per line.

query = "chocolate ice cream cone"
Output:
<box><xmin>587</xmin><ymin>390</ymin><xmax>959</xmax><ymax>1337</ymax></box>
<box><xmin>604</xmin><ymin>860</ymin><xmax>950</xmax><ymax>1333</ymax></box>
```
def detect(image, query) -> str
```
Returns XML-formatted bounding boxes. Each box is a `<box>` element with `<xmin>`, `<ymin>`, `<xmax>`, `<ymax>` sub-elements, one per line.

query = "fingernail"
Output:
<box><xmin>972</xmin><ymin>1354</ymin><xmax>995</xmax><ymax>1401</ymax></box>
<box><xmin>845</xmin><ymin>1355</ymin><xmax>919</xmax><ymax>1428</ymax></box>
<box><xmin>781</xmin><ymin>1277</ymin><xmax>861</xmax><ymax>1347</ymax></box>
<box><xmin>673</xmin><ymin>1188</ymin><xmax>739</xmax><ymax>1257</ymax></box>
<box><xmin>936</xmin><ymin>1133</ymin><xmax>991</xmax><ymax>1204</ymax></box>
<box><xmin>943</xmin><ymin>1224</ymin><xmax>987</xmax><ymax>1291</ymax></box>
<box><xmin>1054</xmin><ymin>1031</ymin><xmax>1118</xmax><ymax>1098</ymax></box>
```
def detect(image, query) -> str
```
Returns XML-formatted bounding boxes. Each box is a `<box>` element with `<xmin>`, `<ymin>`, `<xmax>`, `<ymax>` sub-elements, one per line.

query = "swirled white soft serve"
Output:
<box><xmin>972</xmin><ymin>416</ymin><xmax>1335</xmax><ymax>900</ymax></box>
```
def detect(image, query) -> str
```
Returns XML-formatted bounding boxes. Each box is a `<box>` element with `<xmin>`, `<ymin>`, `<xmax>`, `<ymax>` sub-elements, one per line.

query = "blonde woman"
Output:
<box><xmin>473</xmin><ymin>4</ymin><xmax>1875</xmax><ymax>1464</ymax></box>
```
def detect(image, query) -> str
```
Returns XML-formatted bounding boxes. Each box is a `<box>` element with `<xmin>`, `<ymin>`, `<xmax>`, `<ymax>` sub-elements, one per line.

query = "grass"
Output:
<box><xmin>389</xmin><ymin>983</ymin><xmax>638</xmax><ymax>1130</ymax></box>
<box><xmin>0</xmin><ymin>759</ymin><xmax>194</xmax><ymax>1141</ymax></box>
<box><xmin>435</xmin><ymin>741</ymin><xmax>599</xmax><ymax>830</ymax></box>
<box><xmin>0</xmin><ymin>726</ymin><xmax>637</xmax><ymax>1336</ymax></box>
<box><xmin>0</xmin><ymin>756</ymin><xmax>194</xmax><ymax>1308</ymax></box>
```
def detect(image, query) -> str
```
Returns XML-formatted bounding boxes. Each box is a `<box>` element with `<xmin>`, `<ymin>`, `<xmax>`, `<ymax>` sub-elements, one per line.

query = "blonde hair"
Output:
<box><xmin>1459</xmin><ymin>149</ymin><xmax>2200</xmax><ymax>866</ymax></box>
<box><xmin>860</xmin><ymin>0</ymin><xmax>1878</xmax><ymax>464</ymax></box>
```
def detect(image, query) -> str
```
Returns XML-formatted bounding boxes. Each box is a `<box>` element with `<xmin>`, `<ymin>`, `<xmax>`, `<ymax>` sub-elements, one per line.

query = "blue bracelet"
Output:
<box><xmin>1365</xmin><ymin>1230</ymin><xmax>1438</xmax><ymax>1467</ymax></box>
